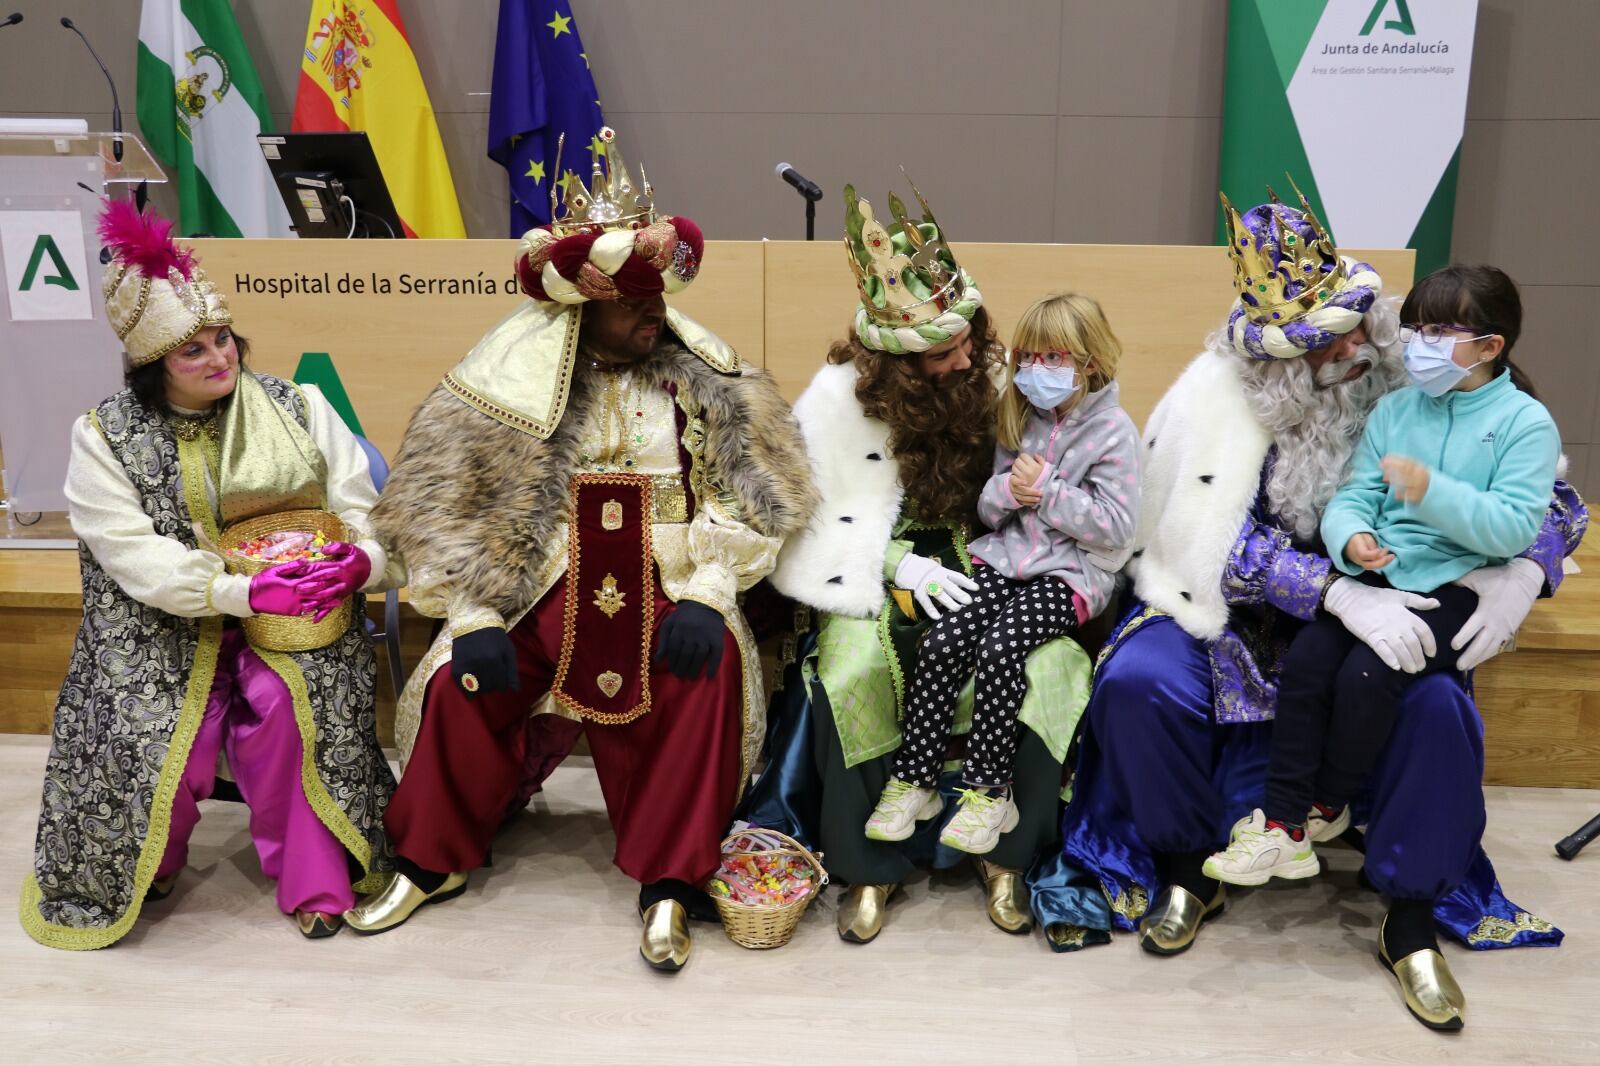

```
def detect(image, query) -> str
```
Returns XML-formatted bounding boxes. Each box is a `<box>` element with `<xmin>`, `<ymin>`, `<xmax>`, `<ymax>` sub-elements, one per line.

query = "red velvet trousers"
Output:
<box><xmin>385</xmin><ymin>577</ymin><xmax>744</xmax><ymax>885</ymax></box>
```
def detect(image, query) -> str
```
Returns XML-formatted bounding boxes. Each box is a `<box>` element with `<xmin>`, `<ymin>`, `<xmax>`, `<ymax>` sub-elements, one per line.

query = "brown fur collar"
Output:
<box><xmin>372</xmin><ymin>339</ymin><xmax>814</xmax><ymax>619</ymax></box>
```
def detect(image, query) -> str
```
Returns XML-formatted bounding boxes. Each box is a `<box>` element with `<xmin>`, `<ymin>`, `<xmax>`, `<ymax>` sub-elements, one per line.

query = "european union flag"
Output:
<box><xmin>488</xmin><ymin>0</ymin><xmax>605</xmax><ymax>236</ymax></box>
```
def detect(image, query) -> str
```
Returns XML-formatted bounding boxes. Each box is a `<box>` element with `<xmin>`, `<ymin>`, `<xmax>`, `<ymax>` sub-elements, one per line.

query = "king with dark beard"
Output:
<box><xmin>746</xmin><ymin>180</ymin><xmax>1094</xmax><ymax>943</ymax></box>
<box><xmin>1030</xmin><ymin>191</ymin><xmax>1588</xmax><ymax>1031</ymax></box>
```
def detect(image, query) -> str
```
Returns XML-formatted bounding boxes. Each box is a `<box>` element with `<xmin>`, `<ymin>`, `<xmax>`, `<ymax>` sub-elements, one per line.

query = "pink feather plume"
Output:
<box><xmin>97</xmin><ymin>201</ymin><xmax>194</xmax><ymax>281</ymax></box>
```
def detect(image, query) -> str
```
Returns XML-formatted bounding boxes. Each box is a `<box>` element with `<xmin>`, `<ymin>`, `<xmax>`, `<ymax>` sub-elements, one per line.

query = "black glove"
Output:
<box><xmin>653</xmin><ymin>600</ymin><xmax>726</xmax><ymax>681</ymax></box>
<box><xmin>451</xmin><ymin>627</ymin><xmax>519</xmax><ymax>697</ymax></box>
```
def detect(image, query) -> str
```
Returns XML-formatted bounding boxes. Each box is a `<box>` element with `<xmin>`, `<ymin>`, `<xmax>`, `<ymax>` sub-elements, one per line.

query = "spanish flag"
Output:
<box><xmin>291</xmin><ymin>0</ymin><xmax>466</xmax><ymax>238</ymax></box>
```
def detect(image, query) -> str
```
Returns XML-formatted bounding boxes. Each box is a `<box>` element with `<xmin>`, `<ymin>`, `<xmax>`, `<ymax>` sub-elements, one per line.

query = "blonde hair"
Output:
<box><xmin>996</xmin><ymin>292</ymin><xmax>1123</xmax><ymax>451</ymax></box>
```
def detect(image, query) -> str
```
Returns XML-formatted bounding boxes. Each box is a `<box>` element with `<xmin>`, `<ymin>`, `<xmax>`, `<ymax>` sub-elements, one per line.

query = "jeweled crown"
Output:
<box><xmin>845</xmin><ymin>173</ymin><xmax>971</xmax><ymax>329</ymax></box>
<box><xmin>1221</xmin><ymin>177</ymin><xmax>1349</xmax><ymax>326</ymax></box>
<box><xmin>549</xmin><ymin>126</ymin><xmax>657</xmax><ymax>236</ymax></box>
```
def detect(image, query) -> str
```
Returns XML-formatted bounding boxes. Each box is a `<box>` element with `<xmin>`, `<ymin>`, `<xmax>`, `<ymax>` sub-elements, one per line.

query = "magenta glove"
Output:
<box><xmin>248</xmin><ymin>562</ymin><xmax>326</xmax><ymax>617</ymax></box>
<box><xmin>296</xmin><ymin>542</ymin><xmax>373</xmax><ymax>622</ymax></box>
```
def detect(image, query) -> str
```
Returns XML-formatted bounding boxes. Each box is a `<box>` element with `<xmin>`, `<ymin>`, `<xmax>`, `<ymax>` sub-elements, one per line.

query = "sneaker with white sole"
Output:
<box><xmin>938</xmin><ymin>788</ymin><xmax>1019</xmax><ymax>855</ymax></box>
<box><xmin>1307</xmin><ymin>802</ymin><xmax>1351</xmax><ymax>843</ymax></box>
<box><xmin>1202</xmin><ymin>808</ymin><xmax>1320</xmax><ymax>886</ymax></box>
<box><xmin>864</xmin><ymin>778</ymin><xmax>943</xmax><ymax>841</ymax></box>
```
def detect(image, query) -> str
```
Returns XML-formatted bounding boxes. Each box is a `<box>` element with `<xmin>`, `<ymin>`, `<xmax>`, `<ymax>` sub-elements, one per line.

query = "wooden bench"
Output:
<box><xmin>3</xmin><ymin>546</ymin><xmax>1597</xmax><ymax>787</ymax></box>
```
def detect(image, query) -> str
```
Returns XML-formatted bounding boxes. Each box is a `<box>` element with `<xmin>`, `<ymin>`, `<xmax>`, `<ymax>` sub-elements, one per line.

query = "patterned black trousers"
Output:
<box><xmin>892</xmin><ymin>565</ymin><xmax>1078</xmax><ymax>789</ymax></box>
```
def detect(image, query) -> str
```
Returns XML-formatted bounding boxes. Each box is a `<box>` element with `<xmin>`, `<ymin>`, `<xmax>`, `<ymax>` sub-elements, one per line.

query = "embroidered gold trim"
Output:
<box><xmin>593</xmin><ymin>572</ymin><xmax>626</xmax><ymax>618</ymax></box>
<box><xmin>254</xmin><ymin>644</ymin><xmax>376</xmax><ymax>878</ymax></box>
<box><xmin>552</xmin><ymin>472</ymin><xmax>656</xmax><ymax>725</ymax></box>
<box><xmin>20</xmin><ymin>616</ymin><xmax>224</xmax><ymax>951</ymax></box>
<box><xmin>1107</xmin><ymin>881</ymin><xmax>1150</xmax><ymax>922</ymax></box>
<box><xmin>1466</xmin><ymin>910</ymin><xmax>1555</xmax><ymax>946</ymax></box>
<box><xmin>449</xmin><ymin>619</ymin><xmax>505</xmax><ymax>640</ymax></box>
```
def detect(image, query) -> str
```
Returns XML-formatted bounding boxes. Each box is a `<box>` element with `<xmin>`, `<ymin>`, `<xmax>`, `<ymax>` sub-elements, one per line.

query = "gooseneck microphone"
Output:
<box><xmin>1</xmin><ymin>13</ymin><xmax>24</xmax><ymax>28</ymax></box>
<box><xmin>60</xmin><ymin>17</ymin><xmax>123</xmax><ymax>161</ymax></box>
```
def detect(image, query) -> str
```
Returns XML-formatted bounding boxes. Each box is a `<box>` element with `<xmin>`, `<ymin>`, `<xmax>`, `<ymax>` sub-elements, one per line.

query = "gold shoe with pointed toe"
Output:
<box><xmin>295</xmin><ymin>910</ymin><xmax>343</xmax><ymax>939</ymax></box>
<box><xmin>1379</xmin><ymin>917</ymin><xmax>1466</xmax><ymax>1031</ymax></box>
<box><xmin>836</xmin><ymin>883</ymin><xmax>897</xmax><ymax>944</ymax></box>
<box><xmin>343</xmin><ymin>870</ymin><xmax>469</xmax><ymax>935</ymax></box>
<box><xmin>977</xmin><ymin>861</ymin><xmax>1033</xmax><ymax>934</ymax></box>
<box><xmin>1137</xmin><ymin>883</ymin><xmax>1225</xmax><ymax>956</ymax></box>
<box><xmin>145</xmin><ymin>874</ymin><xmax>179</xmax><ymax>903</ymax></box>
<box><xmin>639</xmin><ymin>900</ymin><xmax>692</xmax><ymax>972</ymax></box>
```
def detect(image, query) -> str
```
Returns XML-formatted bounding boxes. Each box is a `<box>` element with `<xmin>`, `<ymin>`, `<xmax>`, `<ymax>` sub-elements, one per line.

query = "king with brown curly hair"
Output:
<box><xmin>754</xmin><ymin>179</ymin><xmax>1095</xmax><ymax>944</ymax></box>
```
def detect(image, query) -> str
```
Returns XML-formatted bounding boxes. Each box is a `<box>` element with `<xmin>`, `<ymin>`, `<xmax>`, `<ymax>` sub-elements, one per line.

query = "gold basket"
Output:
<box><xmin>706</xmin><ymin>827</ymin><xmax>828</xmax><ymax>950</ymax></box>
<box><xmin>221</xmin><ymin>509</ymin><xmax>351</xmax><ymax>653</ymax></box>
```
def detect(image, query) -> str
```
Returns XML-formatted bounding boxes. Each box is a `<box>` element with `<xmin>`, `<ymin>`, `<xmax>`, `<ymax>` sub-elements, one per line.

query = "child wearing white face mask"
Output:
<box><xmin>864</xmin><ymin>293</ymin><xmax>1140</xmax><ymax>854</ymax></box>
<box><xmin>1206</xmin><ymin>264</ymin><xmax>1560</xmax><ymax>887</ymax></box>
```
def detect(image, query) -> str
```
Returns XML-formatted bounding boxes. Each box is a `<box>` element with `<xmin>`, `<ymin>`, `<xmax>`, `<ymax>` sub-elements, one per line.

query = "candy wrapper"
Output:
<box><xmin>231</xmin><ymin>529</ymin><xmax>330</xmax><ymax>564</ymax></box>
<box><xmin>709</xmin><ymin>835</ymin><xmax>821</xmax><ymax>907</ymax></box>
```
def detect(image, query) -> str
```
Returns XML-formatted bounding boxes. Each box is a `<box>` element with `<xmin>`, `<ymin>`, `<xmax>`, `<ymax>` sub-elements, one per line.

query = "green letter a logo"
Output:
<box><xmin>18</xmin><ymin>234</ymin><xmax>79</xmax><ymax>291</ymax></box>
<box><xmin>1361</xmin><ymin>0</ymin><xmax>1417</xmax><ymax>36</ymax></box>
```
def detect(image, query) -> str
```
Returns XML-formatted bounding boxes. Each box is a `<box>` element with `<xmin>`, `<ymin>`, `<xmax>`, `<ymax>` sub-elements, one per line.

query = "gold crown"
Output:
<box><xmin>548</xmin><ymin>126</ymin><xmax>657</xmax><ymax>236</ymax></box>
<box><xmin>1221</xmin><ymin>177</ymin><xmax>1348</xmax><ymax>326</ymax></box>
<box><xmin>844</xmin><ymin>172</ymin><xmax>973</xmax><ymax>329</ymax></box>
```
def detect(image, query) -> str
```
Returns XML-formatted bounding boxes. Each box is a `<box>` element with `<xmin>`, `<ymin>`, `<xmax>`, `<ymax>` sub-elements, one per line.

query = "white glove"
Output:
<box><xmin>1450</xmin><ymin>557</ymin><xmax>1544</xmax><ymax>670</ymax></box>
<box><xmin>1323</xmin><ymin>577</ymin><xmax>1441</xmax><ymax>674</ymax></box>
<box><xmin>893</xmin><ymin>552</ymin><xmax>978</xmax><ymax>621</ymax></box>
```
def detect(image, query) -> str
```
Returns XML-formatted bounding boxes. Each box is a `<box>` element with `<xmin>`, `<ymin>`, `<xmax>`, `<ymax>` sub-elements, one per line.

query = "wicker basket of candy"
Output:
<box><xmin>222</xmin><ymin>509</ymin><xmax>350</xmax><ymax>652</ymax></box>
<box><xmin>706</xmin><ymin>827</ymin><xmax>828</xmax><ymax>949</ymax></box>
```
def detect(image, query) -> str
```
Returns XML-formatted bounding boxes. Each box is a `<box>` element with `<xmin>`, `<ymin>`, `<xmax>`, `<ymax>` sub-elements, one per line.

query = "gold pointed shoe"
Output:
<box><xmin>639</xmin><ymin>900</ymin><xmax>692</xmax><ymax>972</ymax></box>
<box><xmin>977</xmin><ymin>861</ymin><xmax>1033</xmax><ymax>934</ymax></box>
<box><xmin>1378</xmin><ymin>918</ymin><xmax>1466</xmax><ymax>1031</ymax></box>
<box><xmin>1137</xmin><ymin>884</ymin><xmax>1225</xmax><ymax>956</ymax></box>
<box><xmin>295</xmin><ymin>910</ymin><xmax>344</xmax><ymax>939</ymax></box>
<box><xmin>837</xmin><ymin>883</ymin><xmax>897</xmax><ymax>944</ymax></box>
<box><xmin>343</xmin><ymin>870</ymin><xmax>469</xmax><ymax>936</ymax></box>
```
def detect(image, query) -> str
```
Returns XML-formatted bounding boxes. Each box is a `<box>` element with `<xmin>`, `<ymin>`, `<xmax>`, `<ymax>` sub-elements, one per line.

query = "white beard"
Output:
<box><xmin>1226</xmin><ymin>298</ymin><xmax>1409</xmax><ymax>542</ymax></box>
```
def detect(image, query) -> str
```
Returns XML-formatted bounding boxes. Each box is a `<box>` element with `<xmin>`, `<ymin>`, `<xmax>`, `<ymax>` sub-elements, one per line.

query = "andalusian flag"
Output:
<box><xmin>292</xmin><ymin>0</ymin><xmax>467</xmax><ymax>238</ymax></box>
<box><xmin>136</xmin><ymin>0</ymin><xmax>292</xmax><ymax>238</ymax></box>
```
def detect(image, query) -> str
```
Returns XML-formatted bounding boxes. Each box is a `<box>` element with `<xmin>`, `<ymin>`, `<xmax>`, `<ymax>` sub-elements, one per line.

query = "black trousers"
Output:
<box><xmin>893</xmin><ymin>565</ymin><xmax>1078</xmax><ymax>789</ymax></box>
<box><xmin>1264</xmin><ymin>572</ymin><xmax>1478</xmax><ymax>825</ymax></box>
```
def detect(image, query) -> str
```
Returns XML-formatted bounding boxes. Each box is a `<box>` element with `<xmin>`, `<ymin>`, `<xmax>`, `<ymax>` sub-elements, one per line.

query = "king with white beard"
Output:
<box><xmin>1031</xmin><ymin>193</ymin><xmax>1588</xmax><ymax>1032</ymax></box>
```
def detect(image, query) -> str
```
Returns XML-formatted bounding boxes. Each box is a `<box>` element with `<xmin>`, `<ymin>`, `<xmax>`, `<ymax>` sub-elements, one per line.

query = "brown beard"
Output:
<box><xmin>826</xmin><ymin>316</ymin><xmax>1000</xmax><ymax>525</ymax></box>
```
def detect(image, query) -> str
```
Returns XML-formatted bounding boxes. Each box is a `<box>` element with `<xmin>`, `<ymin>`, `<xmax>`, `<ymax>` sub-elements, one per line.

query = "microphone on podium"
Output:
<box><xmin>59</xmin><ymin>16</ymin><xmax>123</xmax><ymax>162</ymax></box>
<box><xmin>1</xmin><ymin>13</ymin><xmax>23</xmax><ymax>28</ymax></box>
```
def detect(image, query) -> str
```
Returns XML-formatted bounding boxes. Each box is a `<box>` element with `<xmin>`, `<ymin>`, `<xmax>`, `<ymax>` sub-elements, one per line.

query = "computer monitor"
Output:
<box><xmin>256</xmin><ymin>131</ymin><xmax>404</xmax><ymax>239</ymax></box>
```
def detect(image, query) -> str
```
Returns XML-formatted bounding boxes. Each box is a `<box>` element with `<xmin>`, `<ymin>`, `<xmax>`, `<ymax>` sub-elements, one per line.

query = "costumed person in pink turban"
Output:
<box><xmin>22</xmin><ymin>203</ymin><xmax>399</xmax><ymax>947</ymax></box>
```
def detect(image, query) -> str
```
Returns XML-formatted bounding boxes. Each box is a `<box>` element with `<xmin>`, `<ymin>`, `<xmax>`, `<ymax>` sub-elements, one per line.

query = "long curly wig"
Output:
<box><xmin>825</xmin><ymin>306</ymin><xmax>1002</xmax><ymax>525</ymax></box>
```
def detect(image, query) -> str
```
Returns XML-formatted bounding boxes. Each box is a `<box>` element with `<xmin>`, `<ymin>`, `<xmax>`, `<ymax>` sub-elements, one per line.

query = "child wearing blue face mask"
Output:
<box><xmin>1206</xmin><ymin>265</ymin><xmax>1561</xmax><ymax>887</ymax></box>
<box><xmin>864</xmin><ymin>293</ymin><xmax>1140</xmax><ymax>854</ymax></box>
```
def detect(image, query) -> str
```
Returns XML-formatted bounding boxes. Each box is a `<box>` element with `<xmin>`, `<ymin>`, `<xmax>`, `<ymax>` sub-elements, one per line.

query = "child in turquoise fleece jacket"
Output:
<box><xmin>1320</xmin><ymin>369</ymin><xmax>1559</xmax><ymax>591</ymax></box>
<box><xmin>1206</xmin><ymin>265</ymin><xmax>1561</xmax><ymax>890</ymax></box>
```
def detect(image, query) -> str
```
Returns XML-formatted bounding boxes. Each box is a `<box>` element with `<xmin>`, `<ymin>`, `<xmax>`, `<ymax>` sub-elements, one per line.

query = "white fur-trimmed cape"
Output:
<box><xmin>1125</xmin><ymin>350</ymin><xmax>1272</xmax><ymax>641</ymax></box>
<box><xmin>768</xmin><ymin>361</ymin><xmax>904</xmax><ymax>618</ymax></box>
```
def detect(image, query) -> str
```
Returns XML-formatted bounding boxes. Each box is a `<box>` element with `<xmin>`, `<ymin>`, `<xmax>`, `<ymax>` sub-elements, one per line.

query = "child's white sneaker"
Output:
<box><xmin>864</xmin><ymin>778</ymin><xmax>942</xmax><ymax>841</ymax></box>
<box><xmin>1202</xmin><ymin>808</ymin><xmax>1320</xmax><ymax>886</ymax></box>
<box><xmin>1307</xmin><ymin>802</ymin><xmax>1351</xmax><ymax>843</ymax></box>
<box><xmin>938</xmin><ymin>788</ymin><xmax>1019</xmax><ymax>855</ymax></box>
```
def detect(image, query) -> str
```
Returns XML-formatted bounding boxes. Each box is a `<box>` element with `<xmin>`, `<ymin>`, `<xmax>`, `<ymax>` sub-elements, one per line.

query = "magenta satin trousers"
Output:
<box><xmin>155</xmin><ymin>629</ymin><xmax>354</xmax><ymax>914</ymax></box>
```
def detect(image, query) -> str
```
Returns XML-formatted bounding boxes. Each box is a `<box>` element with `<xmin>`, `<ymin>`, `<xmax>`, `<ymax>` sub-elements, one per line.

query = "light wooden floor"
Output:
<box><xmin>1</xmin><ymin>736</ymin><xmax>1597</xmax><ymax>1065</ymax></box>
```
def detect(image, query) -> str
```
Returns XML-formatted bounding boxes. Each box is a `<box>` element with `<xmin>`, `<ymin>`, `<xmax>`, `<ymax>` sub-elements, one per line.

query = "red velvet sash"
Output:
<box><xmin>552</xmin><ymin>473</ymin><xmax>655</xmax><ymax>724</ymax></box>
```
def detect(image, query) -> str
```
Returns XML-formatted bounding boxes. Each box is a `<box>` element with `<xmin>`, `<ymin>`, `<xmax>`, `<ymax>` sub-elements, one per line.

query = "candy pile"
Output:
<box><xmin>709</xmin><ymin>840</ymin><xmax>820</xmax><ymax>907</ymax></box>
<box><xmin>232</xmin><ymin>529</ymin><xmax>330</xmax><ymax>564</ymax></box>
